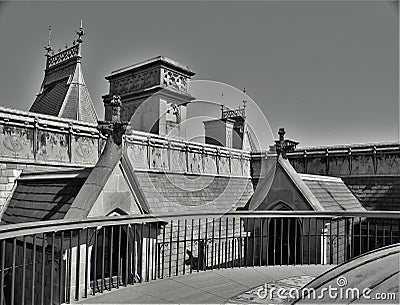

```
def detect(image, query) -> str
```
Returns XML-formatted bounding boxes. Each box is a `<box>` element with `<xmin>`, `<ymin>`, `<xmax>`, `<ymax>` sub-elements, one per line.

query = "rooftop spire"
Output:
<box><xmin>44</xmin><ymin>25</ymin><xmax>52</xmax><ymax>56</ymax></box>
<box><xmin>31</xmin><ymin>21</ymin><xmax>98</xmax><ymax>124</ymax></box>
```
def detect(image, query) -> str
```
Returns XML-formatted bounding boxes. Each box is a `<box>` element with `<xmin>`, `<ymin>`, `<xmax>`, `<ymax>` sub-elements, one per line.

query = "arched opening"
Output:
<box><xmin>90</xmin><ymin>224</ymin><xmax>128</xmax><ymax>291</ymax></box>
<box><xmin>266</xmin><ymin>202</ymin><xmax>302</xmax><ymax>265</ymax></box>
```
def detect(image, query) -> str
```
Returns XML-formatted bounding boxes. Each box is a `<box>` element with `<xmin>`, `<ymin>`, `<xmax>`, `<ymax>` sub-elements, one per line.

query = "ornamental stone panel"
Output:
<box><xmin>72</xmin><ymin>135</ymin><xmax>98</xmax><ymax>165</ymax></box>
<box><xmin>36</xmin><ymin>131</ymin><xmax>69</xmax><ymax>162</ymax></box>
<box><xmin>0</xmin><ymin>125</ymin><xmax>34</xmax><ymax>159</ymax></box>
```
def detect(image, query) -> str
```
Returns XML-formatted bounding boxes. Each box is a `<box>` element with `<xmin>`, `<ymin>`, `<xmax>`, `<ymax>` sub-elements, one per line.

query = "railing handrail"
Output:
<box><xmin>1</xmin><ymin>211</ymin><xmax>400</xmax><ymax>240</ymax></box>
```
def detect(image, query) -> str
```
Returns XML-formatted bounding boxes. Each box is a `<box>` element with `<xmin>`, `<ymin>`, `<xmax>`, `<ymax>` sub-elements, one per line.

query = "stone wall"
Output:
<box><xmin>0</xmin><ymin>106</ymin><xmax>102</xmax><ymax>167</ymax></box>
<box><xmin>343</xmin><ymin>176</ymin><xmax>400</xmax><ymax>211</ymax></box>
<box><xmin>124</xmin><ymin>131</ymin><xmax>251</xmax><ymax>177</ymax></box>
<box><xmin>287</xmin><ymin>143</ymin><xmax>400</xmax><ymax>177</ymax></box>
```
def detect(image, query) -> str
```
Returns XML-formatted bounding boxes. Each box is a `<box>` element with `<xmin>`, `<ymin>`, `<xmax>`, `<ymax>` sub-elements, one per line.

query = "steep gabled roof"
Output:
<box><xmin>248</xmin><ymin>155</ymin><xmax>365</xmax><ymax>212</ymax></box>
<box><xmin>29</xmin><ymin>38</ymin><xmax>97</xmax><ymax>124</ymax></box>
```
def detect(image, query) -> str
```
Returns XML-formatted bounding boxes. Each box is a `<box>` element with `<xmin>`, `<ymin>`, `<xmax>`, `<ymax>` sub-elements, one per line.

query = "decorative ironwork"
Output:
<box><xmin>221</xmin><ymin>101</ymin><xmax>246</xmax><ymax>120</ymax></box>
<box><xmin>47</xmin><ymin>44</ymin><xmax>79</xmax><ymax>68</ymax></box>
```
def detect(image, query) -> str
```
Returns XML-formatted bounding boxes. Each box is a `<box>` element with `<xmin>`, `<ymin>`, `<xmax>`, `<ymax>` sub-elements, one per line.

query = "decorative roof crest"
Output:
<box><xmin>45</xmin><ymin>19</ymin><xmax>85</xmax><ymax>69</ymax></box>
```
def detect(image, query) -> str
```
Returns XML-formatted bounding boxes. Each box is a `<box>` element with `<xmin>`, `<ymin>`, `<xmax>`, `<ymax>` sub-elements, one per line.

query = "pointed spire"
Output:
<box><xmin>44</xmin><ymin>25</ymin><xmax>52</xmax><ymax>56</ymax></box>
<box><xmin>76</xmin><ymin>18</ymin><xmax>84</xmax><ymax>43</ymax></box>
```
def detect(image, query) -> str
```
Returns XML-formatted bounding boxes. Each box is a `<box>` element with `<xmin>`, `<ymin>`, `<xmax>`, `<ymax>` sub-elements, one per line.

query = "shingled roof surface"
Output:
<box><xmin>30</xmin><ymin>77</ymin><xmax>69</xmax><ymax>116</ymax></box>
<box><xmin>134</xmin><ymin>172</ymin><xmax>254</xmax><ymax>214</ymax></box>
<box><xmin>300</xmin><ymin>174</ymin><xmax>366</xmax><ymax>211</ymax></box>
<box><xmin>1</xmin><ymin>173</ymin><xmax>89</xmax><ymax>225</ymax></box>
<box><xmin>343</xmin><ymin>176</ymin><xmax>400</xmax><ymax>211</ymax></box>
<box><xmin>61</xmin><ymin>82</ymin><xmax>98</xmax><ymax>124</ymax></box>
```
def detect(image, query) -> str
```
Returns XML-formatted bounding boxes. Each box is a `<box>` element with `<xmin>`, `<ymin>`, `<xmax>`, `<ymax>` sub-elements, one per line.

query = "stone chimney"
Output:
<box><xmin>203</xmin><ymin>101</ymin><xmax>248</xmax><ymax>149</ymax></box>
<box><xmin>102</xmin><ymin>56</ymin><xmax>195</xmax><ymax>139</ymax></box>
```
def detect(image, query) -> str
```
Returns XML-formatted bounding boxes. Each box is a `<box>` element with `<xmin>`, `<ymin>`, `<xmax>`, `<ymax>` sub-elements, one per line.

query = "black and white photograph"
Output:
<box><xmin>0</xmin><ymin>1</ymin><xmax>398</xmax><ymax>304</ymax></box>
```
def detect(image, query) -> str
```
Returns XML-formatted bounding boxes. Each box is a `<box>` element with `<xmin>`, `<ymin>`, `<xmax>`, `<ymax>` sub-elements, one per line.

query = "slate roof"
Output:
<box><xmin>133</xmin><ymin>171</ymin><xmax>254</xmax><ymax>215</ymax></box>
<box><xmin>30</xmin><ymin>77</ymin><xmax>69</xmax><ymax>116</ymax></box>
<box><xmin>61</xmin><ymin>80</ymin><xmax>98</xmax><ymax>123</ymax></box>
<box><xmin>343</xmin><ymin>176</ymin><xmax>400</xmax><ymax>211</ymax></box>
<box><xmin>300</xmin><ymin>174</ymin><xmax>366</xmax><ymax>211</ymax></box>
<box><xmin>0</xmin><ymin>170</ymin><xmax>90</xmax><ymax>225</ymax></box>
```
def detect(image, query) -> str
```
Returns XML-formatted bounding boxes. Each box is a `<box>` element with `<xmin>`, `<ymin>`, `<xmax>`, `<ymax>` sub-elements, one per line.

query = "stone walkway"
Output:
<box><xmin>79</xmin><ymin>265</ymin><xmax>334</xmax><ymax>304</ymax></box>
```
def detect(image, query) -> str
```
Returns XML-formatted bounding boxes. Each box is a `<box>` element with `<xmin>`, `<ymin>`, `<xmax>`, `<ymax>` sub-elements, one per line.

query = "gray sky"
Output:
<box><xmin>0</xmin><ymin>1</ymin><xmax>398</xmax><ymax>148</ymax></box>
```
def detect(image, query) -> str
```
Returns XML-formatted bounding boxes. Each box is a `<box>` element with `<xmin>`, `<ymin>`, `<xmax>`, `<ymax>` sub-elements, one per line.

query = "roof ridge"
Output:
<box><xmin>298</xmin><ymin>174</ymin><xmax>342</xmax><ymax>182</ymax></box>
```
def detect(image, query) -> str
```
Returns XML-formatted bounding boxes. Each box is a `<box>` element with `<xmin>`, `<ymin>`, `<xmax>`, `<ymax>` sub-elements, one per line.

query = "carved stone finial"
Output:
<box><xmin>242</xmin><ymin>100</ymin><xmax>247</xmax><ymax>112</ymax></box>
<box><xmin>276</xmin><ymin>127</ymin><xmax>287</xmax><ymax>158</ymax></box>
<box><xmin>76</xmin><ymin>18</ymin><xmax>84</xmax><ymax>43</ymax></box>
<box><xmin>274</xmin><ymin>128</ymin><xmax>299</xmax><ymax>158</ymax></box>
<box><xmin>110</xmin><ymin>95</ymin><xmax>122</xmax><ymax>123</ymax></box>
<box><xmin>278</xmin><ymin>127</ymin><xmax>286</xmax><ymax>141</ymax></box>
<box><xmin>98</xmin><ymin>95</ymin><xmax>128</xmax><ymax>145</ymax></box>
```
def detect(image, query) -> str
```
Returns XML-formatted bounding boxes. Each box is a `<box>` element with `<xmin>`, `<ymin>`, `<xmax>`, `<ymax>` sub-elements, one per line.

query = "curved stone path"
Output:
<box><xmin>79</xmin><ymin>265</ymin><xmax>334</xmax><ymax>304</ymax></box>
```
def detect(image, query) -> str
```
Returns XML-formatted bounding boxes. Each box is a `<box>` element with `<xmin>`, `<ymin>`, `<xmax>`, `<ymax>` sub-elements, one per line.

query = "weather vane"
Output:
<box><xmin>76</xmin><ymin>18</ymin><xmax>84</xmax><ymax>43</ymax></box>
<box><xmin>44</xmin><ymin>25</ymin><xmax>52</xmax><ymax>56</ymax></box>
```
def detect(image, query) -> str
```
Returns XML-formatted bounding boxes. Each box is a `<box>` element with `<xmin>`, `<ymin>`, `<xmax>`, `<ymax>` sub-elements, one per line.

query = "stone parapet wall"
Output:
<box><xmin>124</xmin><ymin>131</ymin><xmax>251</xmax><ymax>177</ymax></box>
<box><xmin>287</xmin><ymin>142</ymin><xmax>400</xmax><ymax>177</ymax></box>
<box><xmin>0</xmin><ymin>106</ymin><xmax>104</xmax><ymax>167</ymax></box>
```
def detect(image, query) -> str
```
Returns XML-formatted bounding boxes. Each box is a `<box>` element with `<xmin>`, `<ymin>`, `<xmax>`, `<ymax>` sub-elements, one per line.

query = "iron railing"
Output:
<box><xmin>0</xmin><ymin>211</ymin><xmax>399</xmax><ymax>305</ymax></box>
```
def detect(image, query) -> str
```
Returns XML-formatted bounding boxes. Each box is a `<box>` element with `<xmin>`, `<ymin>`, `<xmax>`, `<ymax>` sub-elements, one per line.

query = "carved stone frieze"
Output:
<box><xmin>110</xmin><ymin>69</ymin><xmax>160</xmax><ymax>96</ymax></box>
